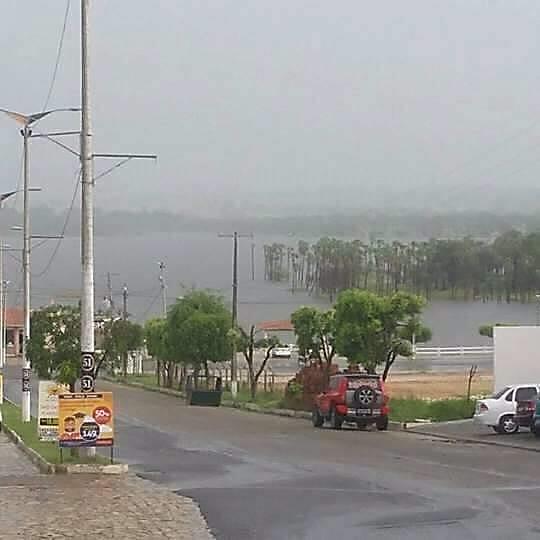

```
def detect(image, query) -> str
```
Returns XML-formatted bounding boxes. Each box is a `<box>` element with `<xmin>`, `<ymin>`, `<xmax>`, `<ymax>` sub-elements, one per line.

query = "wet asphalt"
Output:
<box><xmin>5</xmin><ymin>369</ymin><xmax>540</xmax><ymax>539</ymax></box>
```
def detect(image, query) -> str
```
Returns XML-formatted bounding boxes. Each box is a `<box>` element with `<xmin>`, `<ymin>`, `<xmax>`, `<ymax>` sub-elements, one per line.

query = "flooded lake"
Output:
<box><xmin>7</xmin><ymin>231</ymin><xmax>538</xmax><ymax>346</ymax></box>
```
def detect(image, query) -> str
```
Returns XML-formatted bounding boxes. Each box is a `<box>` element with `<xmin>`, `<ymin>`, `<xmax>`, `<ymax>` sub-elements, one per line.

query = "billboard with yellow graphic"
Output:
<box><xmin>58</xmin><ymin>392</ymin><xmax>114</xmax><ymax>448</ymax></box>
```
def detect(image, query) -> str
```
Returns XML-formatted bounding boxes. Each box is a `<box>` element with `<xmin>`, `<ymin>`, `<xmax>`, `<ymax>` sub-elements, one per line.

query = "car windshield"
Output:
<box><xmin>491</xmin><ymin>386</ymin><xmax>511</xmax><ymax>399</ymax></box>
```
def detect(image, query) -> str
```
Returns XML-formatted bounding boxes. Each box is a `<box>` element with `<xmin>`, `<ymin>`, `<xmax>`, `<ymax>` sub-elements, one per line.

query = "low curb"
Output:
<box><xmin>402</xmin><ymin>424</ymin><xmax>540</xmax><ymax>453</ymax></box>
<box><xmin>1</xmin><ymin>399</ymin><xmax>128</xmax><ymax>475</ymax></box>
<box><xmin>102</xmin><ymin>377</ymin><xmax>404</xmax><ymax>430</ymax></box>
<box><xmin>2</xmin><ymin>422</ymin><xmax>55</xmax><ymax>474</ymax></box>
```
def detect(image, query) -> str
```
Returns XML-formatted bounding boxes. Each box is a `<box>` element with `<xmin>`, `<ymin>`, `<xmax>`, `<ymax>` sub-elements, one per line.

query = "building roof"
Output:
<box><xmin>5</xmin><ymin>307</ymin><xmax>23</xmax><ymax>327</ymax></box>
<box><xmin>256</xmin><ymin>320</ymin><xmax>294</xmax><ymax>332</ymax></box>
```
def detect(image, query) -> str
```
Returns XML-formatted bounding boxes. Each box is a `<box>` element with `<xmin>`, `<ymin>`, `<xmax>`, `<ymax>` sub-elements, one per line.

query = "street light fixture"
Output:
<box><xmin>0</xmin><ymin>107</ymin><xmax>78</xmax><ymax>422</ymax></box>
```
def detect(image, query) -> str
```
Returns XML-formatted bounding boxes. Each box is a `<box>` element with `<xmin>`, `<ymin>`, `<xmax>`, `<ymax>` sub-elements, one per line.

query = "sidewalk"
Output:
<box><xmin>407</xmin><ymin>418</ymin><xmax>540</xmax><ymax>452</ymax></box>
<box><xmin>0</xmin><ymin>433</ymin><xmax>213</xmax><ymax>539</ymax></box>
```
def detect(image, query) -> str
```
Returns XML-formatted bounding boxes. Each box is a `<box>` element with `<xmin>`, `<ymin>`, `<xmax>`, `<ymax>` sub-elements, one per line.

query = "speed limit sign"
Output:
<box><xmin>80</xmin><ymin>375</ymin><xmax>95</xmax><ymax>392</ymax></box>
<box><xmin>81</xmin><ymin>353</ymin><xmax>95</xmax><ymax>373</ymax></box>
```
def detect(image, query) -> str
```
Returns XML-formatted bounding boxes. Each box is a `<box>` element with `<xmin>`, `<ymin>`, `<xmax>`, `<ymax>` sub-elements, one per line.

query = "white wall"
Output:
<box><xmin>494</xmin><ymin>326</ymin><xmax>540</xmax><ymax>390</ymax></box>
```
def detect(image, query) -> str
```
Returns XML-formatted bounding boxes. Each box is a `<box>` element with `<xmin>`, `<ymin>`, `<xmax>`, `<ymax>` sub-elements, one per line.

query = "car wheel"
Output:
<box><xmin>376</xmin><ymin>416</ymin><xmax>389</xmax><ymax>431</ymax></box>
<box><xmin>312</xmin><ymin>408</ymin><xmax>324</xmax><ymax>428</ymax></box>
<box><xmin>330</xmin><ymin>407</ymin><xmax>343</xmax><ymax>430</ymax></box>
<box><xmin>497</xmin><ymin>414</ymin><xmax>519</xmax><ymax>434</ymax></box>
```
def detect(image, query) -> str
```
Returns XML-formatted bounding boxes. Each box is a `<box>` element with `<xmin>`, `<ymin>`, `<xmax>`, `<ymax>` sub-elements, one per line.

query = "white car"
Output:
<box><xmin>474</xmin><ymin>384</ymin><xmax>540</xmax><ymax>434</ymax></box>
<box><xmin>271</xmin><ymin>346</ymin><xmax>292</xmax><ymax>358</ymax></box>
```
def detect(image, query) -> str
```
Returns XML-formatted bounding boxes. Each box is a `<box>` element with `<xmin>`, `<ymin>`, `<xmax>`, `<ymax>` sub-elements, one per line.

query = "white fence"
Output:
<box><xmin>414</xmin><ymin>346</ymin><xmax>493</xmax><ymax>358</ymax></box>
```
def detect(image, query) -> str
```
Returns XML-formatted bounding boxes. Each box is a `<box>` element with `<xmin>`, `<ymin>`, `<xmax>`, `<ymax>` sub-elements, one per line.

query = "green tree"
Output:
<box><xmin>478</xmin><ymin>323</ymin><xmax>517</xmax><ymax>339</ymax></box>
<box><xmin>235</xmin><ymin>325</ymin><xmax>279</xmax><ymax>399</ymax></box>
<box><xmin>291</xmin><ymin>306</ymin><xmax>336</xmax><ymax>370</ymax></box>
<box><xmin>167</xmin><ymin>291</ymin><xmax>231</xmax><ymax>386</ymax></box>
<box><xmin>102</xmin><ymin>319</ymin><xmax>143</xmax><ymax>377</ymax></box>
<box><xmin>27</xmin><ymin>305</ymin><xmax>81</xmax><ymax>391</ymax></box>
<box><xmin>334</xmin><ymin>290</ymin><xmax>428</xmax><ymax>379</ymax></box>
<box><xmin>144</xmin><ymin>318</ymin><xmax>174</xmax><ymax>387</ymax></box>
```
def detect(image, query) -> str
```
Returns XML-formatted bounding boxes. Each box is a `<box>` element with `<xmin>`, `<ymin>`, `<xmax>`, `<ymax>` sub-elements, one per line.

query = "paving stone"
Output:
<box><xmin>0</xmin><ymin>434</ymin><xmax>213</xmax><ymax>539</ymax></box>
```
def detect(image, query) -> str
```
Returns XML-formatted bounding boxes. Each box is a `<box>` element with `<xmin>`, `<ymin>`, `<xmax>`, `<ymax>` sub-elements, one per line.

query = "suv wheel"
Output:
<box><xmin>496</xmin><ymin>414</ymin><xmax>519</xmax><ymax>434</ymax></box>
<box><xmin>312</xmin><ymin>407</ymin><xmax>324</xmax><ymax>428</ymax></box>
<box><xmin>376</xmin><ymin>416</ymin><xmax>389</xmax><ymax>431</ymax></box>
<box><xmin>330</xmin><ymin>407</ymin><xmax>343</xmax><ymax>430</ymax></box>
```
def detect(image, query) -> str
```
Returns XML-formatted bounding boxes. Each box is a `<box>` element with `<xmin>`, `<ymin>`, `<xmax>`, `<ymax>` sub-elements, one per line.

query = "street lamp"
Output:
<box><xmin>1</xmin><ymin>107</ymin><xmax>77</xmax><ymax>422</ymax></box>
<box><xmin>0</xmin><ymin>189</ymin><xmax>39</xmax><ymax>372</ymax></box>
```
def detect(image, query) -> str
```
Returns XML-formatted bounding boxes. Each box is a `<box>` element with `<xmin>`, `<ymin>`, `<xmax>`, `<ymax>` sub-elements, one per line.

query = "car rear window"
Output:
<box><xmin>347</xmin><ymin>377</ymin><xmax>380</xmax><ymax>390</ymax></box>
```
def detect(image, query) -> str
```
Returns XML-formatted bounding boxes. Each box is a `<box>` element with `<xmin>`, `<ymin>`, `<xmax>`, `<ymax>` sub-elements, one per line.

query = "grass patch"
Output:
<box><xmin>389</xmin><ymin>397</ymin><xmax>475</xmax><ymax>423</ymax></box>
<box><xmin>222</xmin><ymin>387</ymin><xmax>284</xmax><ymax>409</ymax></box>
<box><xmin>122</xmin><ymin>374</ymin><xmax>159</xmax><ymax>389</ymax></box>
<box><xmin>1</xmin><ymin>401</ymin><xmax>110</xmax><ymax>465</ymax></box>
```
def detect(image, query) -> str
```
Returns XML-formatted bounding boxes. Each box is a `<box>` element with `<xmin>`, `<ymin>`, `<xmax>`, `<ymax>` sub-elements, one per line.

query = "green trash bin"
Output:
<box><xmin>187</xmin><ymin>389</ymin><xmax>222</xmax><ymax>406</ymax></box>
<box><xmin>186</xmin><ymin>375</ymin><xmax>223</xmax><ymax>406</ymax></box>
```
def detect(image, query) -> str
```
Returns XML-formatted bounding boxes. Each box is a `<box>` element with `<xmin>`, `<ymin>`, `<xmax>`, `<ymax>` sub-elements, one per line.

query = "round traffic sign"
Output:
<box><xmin>81</xmin><ymin>353</ymin><xmax>95</xmax><ymax>372</ymax></box>
<box><xmin>80</xmin><ymin>375</ymin><xmax>95</xmax><ymax>392</ymax></box>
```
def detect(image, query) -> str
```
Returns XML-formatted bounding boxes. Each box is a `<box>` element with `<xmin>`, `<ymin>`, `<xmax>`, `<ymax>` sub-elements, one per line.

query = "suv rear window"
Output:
<box><xmin>347</xmin><ymin>377</ymin><xmax>380</xmax><ymax>390</ymax></box>
<box><xmin>492</xmin><ymin>387</ymin><xmax>510</xmax><ymax>399</ymax></box>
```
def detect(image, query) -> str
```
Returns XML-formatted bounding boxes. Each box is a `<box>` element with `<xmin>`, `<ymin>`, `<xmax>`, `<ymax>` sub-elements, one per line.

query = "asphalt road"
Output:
<box><xmin>4</xmin><ymin>369</ymin><xmax>540</xmax><ymax>539</ymax></box>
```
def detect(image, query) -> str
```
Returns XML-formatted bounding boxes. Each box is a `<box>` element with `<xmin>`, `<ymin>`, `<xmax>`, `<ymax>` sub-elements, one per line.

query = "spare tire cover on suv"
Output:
<box><xmin>354</xmin><ymin>386</ymin><xmax>377</xmax><ymax>406</ymax></box>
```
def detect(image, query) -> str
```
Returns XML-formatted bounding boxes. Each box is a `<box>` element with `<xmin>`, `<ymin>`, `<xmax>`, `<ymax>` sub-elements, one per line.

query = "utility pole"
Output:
<box><xmin>79</xmin><ymin>0</ymin><xmax>156</xmax><ymax>405</ymax></box>
<box><xmin>157</xmin><ymin>262</ymin><xmax>167</xmax><ymax>387</ymax></box>
<box><xmin>79</xmin><ymin>0</ymin><xmax>97</xmax><ymax>461</ymax></box>
<box><xmin>218</xmin><ymin>232</ymin><xmax>252</xmax><ymax>397</ymax></box>
<box><xmin>0</xmin><ymin>243</ymin><xmax>4</xmax><ymax>371</ymax></box>
<box><xmin>122</xmin><ymin>284</ymin><xmax>128</xmax><ymax>321</ymax></box>
<box><xmin>159</xmin><ymin>262</ymin><xmax>167</xmax><ymax>317</ymax></box>
<box><xmin>251</xmin><ymin>242</ymin><xmax>255</xmax><ymax>281</ymax></box>
<box><xmin>21</xmin><ymin>125</ymin><xmax>32</xmax><ymax>422</ymax></box>
<box><xmin>105</xmin><ymin>272</ymin><xmax>119</xmax><ymax>312</ymax></box>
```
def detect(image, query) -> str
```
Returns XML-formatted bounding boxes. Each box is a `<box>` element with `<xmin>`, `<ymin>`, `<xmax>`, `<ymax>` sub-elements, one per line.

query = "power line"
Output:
<box><xmin>32</xmin><ymin>168</ymin><xmax>81</xmax><ymax>278</ymax></box>
<box><xmin>41</xmin><ymin>0</ymin><xmax>72</xmax><ymax>112</ymax></box>
<box><xmin>140</xmin><ymin>290</ymin><xmax>162</xmax><ymax>320</ymax></box>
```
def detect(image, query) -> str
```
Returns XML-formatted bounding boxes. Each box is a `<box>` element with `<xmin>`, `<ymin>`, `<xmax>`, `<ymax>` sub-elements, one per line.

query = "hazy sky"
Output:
<box><xmin>2</xmin><ymin>1</ymin><xmax>540</xmax><ymax>216</ymax></box>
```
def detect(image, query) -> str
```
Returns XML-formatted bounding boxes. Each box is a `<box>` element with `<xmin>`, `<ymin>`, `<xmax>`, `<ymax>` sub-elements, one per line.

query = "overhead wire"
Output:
<box><xmin>41</xmin><ymin>0</ymin><xmax>72</xmax><ymax>113</ymax></box>
<box><xmin>140</xmin><ymin>290</ymin><xmax>162</xmax><ymax>320</ymax></box>
<box><xmin>31</xmin><ymin>168</ymin><xmax>81</xmax><ymax>278</ymax></box>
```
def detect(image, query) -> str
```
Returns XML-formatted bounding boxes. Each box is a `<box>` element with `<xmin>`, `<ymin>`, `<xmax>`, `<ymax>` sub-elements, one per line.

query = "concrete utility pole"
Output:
<box><xmin>218</xmin><ymin>232</ymin><xmax>252</xmax><ymax>397</ymax></box>
<box><xmin>122</xmin><ymin>284</ymin><xmax>128</xmax><ymax>321</ymax></box>
<box><xmin>251</xmin><ymin>242</ymin><xmax>255</xmax><ymax>281</ymax></box>
<box><xmin>80</xmin><ymin>0</ymin><xmax>96</xmax><ymax>398</ymax></box>
<box><xmin>79</xmin><ymin>0</ymin><xmax>156</xmax><ymax>403</ymax></box>
<box><xmin>106</xmin><ymin>272</ymin><xmax>119</xmax><ymax>312</ymax></box>
<box><xmin>157</xmin><ymin>262</ymin><xmax>167</xmax><ymax>387</ymax></box>
<box><xmin>21</xmin><ymin>126</ymin><xmax>31</xmax><ymax>421</ymax></box>
<box><xmin>159</xmin><ymin>262</ymin><xmax>167</xmax><ymax>317</ymax></box>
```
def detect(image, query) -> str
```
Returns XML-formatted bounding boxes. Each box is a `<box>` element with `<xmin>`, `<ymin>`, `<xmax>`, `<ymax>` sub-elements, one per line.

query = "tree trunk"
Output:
<box><xmin>382</xmin><ymin>352</ymin><xmax>397</xmax><ymax>381</ymax></box>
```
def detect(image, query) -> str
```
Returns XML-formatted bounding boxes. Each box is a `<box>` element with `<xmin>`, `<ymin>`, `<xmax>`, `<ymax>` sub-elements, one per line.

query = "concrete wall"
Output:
<box><xmin>494</xmin><ymin>326</ymin><xmax>540</xmax><ymax>390</ymax></box>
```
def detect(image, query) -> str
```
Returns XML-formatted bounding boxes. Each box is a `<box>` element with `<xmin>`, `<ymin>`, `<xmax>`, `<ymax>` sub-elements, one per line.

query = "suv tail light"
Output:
<box><xmin>517</xmin><ymin>400</ymin><xmax>535</xmax><ymax>414</ymax></box>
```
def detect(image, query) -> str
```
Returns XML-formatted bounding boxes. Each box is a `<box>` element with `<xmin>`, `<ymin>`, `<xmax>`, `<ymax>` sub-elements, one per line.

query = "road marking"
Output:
<box><xmin>472</xmin><ymin>485</ymin><xmax>540</xmax><ymax>492</ymax></box>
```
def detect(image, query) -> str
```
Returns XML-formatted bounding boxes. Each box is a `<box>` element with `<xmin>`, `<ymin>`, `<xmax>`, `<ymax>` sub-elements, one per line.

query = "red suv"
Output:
<box><xmin>312</xmin><ymin>373</ymin><xmax>389</xmax><ymax>431</ymax></box>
